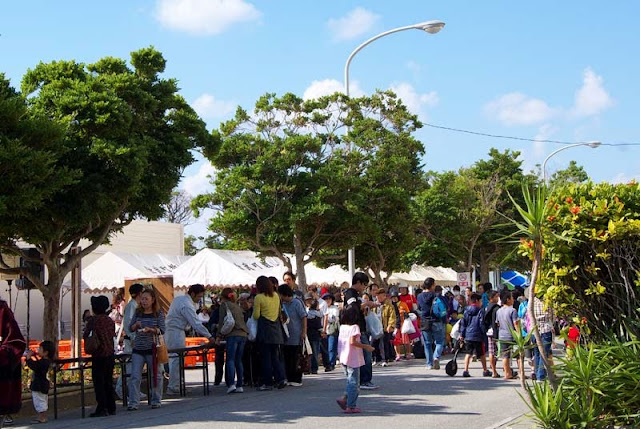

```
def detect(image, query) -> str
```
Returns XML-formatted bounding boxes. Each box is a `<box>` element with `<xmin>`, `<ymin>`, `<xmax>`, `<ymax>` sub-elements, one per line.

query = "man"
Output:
<box><xmin>283</xmin><ymin>271</ymin><xmax>304</xmax><ymax>300</ymax></box>
<box><xmin>532</xmin><ymin>296</ymin><xmax>554</xmax><ymax>381</ymax></box>
<box><xmin>165</xmin><ymin>284</ymin><xmax>215</xmax><ymax>395</ymax></box>
<box><xmin>418</xmin><ymin>278</ymin><xmax>446</xmax><ymax>370</ymax></box>
<box><xmin>343</xmin><ymin>272</ymin><xmax>380</xmax><ymax>390</ymax></box>
<box><xmin>481</xmin><ymin>282</ymin><xmax>492</xmax><ymax>309</ymax></box>
<box><xmin>496</xmin><ymin>290</ymin><xmax>522</xmax><ymax>380</ymax></box>
<box><xmin>115</xmin><ymin>283</ymin><xmax>144</xmax><ymax>400</ymax></box>
<box><xmin>278</xmin><ymin>284</ymin><xmax>307</xmax><ymax>386</ymax></box>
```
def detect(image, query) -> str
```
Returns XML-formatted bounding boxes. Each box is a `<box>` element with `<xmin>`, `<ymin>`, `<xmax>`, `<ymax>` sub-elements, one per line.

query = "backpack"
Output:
<box><xmin>431</xmin><ymin>296</ymin><xmax>448</xmax><ymax>321</ymax></box>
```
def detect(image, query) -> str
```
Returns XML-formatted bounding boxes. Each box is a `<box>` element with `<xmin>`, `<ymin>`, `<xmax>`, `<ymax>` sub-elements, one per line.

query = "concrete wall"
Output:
<box><xmin>0</xmin><ymin>220</ymin><xmax>184</xmax><ymax>340</ymax></box>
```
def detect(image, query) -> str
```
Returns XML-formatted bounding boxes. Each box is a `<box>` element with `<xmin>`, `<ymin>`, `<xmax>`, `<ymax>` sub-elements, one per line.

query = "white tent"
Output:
<box><xmin>62</xmin><ymin>251</ymin><xmax>191</xmax><ymax>291</ymax></box>
<box><xmin>173</xmin><ymin>249</ymin><xmax>352</xmax><ymax>288</ymax></box>
<box><xmin>388</xmin><ymin>264</ymin><xmax>458</xmax><ymax>287</ymax></box>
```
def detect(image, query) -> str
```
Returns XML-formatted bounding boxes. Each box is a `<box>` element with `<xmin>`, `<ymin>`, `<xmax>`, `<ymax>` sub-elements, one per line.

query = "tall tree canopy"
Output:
<box><xmin>0</xmin><ymin>47</ymin><xmax>212</xmax><ymax>342</ymax></box>
<box><xmin>194</xmin><ymin>91</ymin><xmax>423</xmax><ymax>287</ymax></box>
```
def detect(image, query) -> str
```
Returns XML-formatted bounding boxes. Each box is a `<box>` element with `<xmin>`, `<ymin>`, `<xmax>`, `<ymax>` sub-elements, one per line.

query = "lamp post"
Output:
<box><xmin>542</xmin><ymin>141</ymin><xmax>601</xmax><ymax>183</ymax></box>
<box><xmin>344</xmin><ymin>20</ymin><xmax>445</xmax><ymax>278</ymax></box>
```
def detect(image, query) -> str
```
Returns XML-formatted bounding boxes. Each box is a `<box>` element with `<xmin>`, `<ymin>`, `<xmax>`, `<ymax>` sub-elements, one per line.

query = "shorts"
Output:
<box><xmin>498</xmin><ymin>341</ymin><xmax>521</xmax><ymax>359</ymax></box>
<box><xmin>463</xmin><ymin>340</ymin><xmax>485</xmax><ymax>357</ymax></box>
<box><xmin>487</xmin><ymin>337</ymin><xmax>498</xmax><ymax>357</ymax></box>
<box><xmin>32</xmin><ymin>391</ymin><xmax>48</xmax><ymax>413</ymax></box>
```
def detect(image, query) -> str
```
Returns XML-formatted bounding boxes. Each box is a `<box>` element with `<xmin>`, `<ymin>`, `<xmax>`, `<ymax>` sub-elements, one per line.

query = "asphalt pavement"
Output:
<box><xmin>12</xmin><ymin>356</ymin><xmax>533</xmax><ymax>429</ymax></box>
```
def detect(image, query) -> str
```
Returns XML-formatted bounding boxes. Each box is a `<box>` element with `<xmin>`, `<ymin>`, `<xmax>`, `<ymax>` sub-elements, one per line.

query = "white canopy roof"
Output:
<box><xmin>388</xmin><ymin>264</ymin><xmax>458</xmax><ymax>286</ymax></box>
<box><xmin>172</xmin><ymin>249</ymin><xmax>351</xmax><ymax>288</ymax></box>
<box><xmin>62</xmin><ymin>251</ymin><xmax>190</xmax><ymax>291</ymax></box>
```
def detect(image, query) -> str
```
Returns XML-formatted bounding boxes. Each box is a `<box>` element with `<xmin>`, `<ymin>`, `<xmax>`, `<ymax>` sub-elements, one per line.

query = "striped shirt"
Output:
<box><xmin>129</xmin><ymin>311</ymin><xmax>165</xmax><ymax>354</ymax></box>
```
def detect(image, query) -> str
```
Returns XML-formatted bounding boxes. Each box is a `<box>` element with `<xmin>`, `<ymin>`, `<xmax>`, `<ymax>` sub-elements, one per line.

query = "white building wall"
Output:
<box><xmin>0</xmin><ymin>220</ymin><xmax>184</xmax><ymax>340</ymax></box>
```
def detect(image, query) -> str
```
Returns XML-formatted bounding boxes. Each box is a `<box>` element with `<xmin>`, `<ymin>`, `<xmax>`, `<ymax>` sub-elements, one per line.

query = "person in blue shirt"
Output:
<box><xmin>481</xmin><ymin>282</ymin><xmax>491</xmax><ymax>309</ymax></box>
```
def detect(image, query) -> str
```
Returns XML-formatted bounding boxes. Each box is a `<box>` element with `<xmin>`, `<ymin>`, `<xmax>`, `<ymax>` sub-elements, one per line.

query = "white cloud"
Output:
<box><xmin>302</xmin><ymin>78</ymin><xmax>364</xmax><ymax>100</ymax></box>
<box><xmin>192</xmin><ymin>93</ymin><xmax>236</xmax><ymax>119</ymax></box>
<box><xmin>155</xmin><ymin>0</ymin><xmax>260</xmax><ymax>36</ymax></box>
<box><xmin>181</xmin><ymin>161</ymin><xmax>216</xmax><ymax>197</ymax></box>
<box><xmin>571</xmin><ymin>68</ymin><xmax>614</xmax><ymax>117</ymax></box>
<box><xmin>484</xmin><ymin>92</ymin><xmax>557</xmax><ymax>126</ymax></box>
<box><xmin>532</xmin><ymin>123</ymin><xmax>557</xmax><ymax>158</ymax></box>
<box><xmin>390</xmin><ymin>82</ymin><xmax>438</xmax><ymax>118</ymax></box>
<box><xmin>610</xmin><ymin>172</ymin><xmax>640</xmax><ymax>184</ymax></box>
<box><xmin>327</xmin><ymin>7</ymin><xmax>380</xmax><ymax>42</ymax></box>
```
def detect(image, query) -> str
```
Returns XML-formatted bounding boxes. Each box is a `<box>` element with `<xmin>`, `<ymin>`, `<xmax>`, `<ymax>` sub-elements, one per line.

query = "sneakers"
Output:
<box><xmin>257</xmin><ymin>385</ymin><xmax>273</xmax><ymax>391</ymax></box>
<box><xmin>127</xmin><ymin>406</ymin><xmax>138</xmax><ymax>411</ymax></box>
<box><xmin>425</xmin><ymin>365</ymin><xmax>433</xmax><ymax>370</ymax></box>
<box><xmin>288</xmin><ymin>382</ymin><xmax>303</xmax><ymax>387</ymax></box>
<box><xmin>235</xmin><ymin>387</ymin><xmax>244</xmax><ymax>393</ymax></box>
<box><xmin>165</xmin><ymin>388</ymin><xmax>180</xmax><ymax>396</ymax></box>
<box><xmin>227</xmin><ymin>385</ymin><xmax>237</xmax><ymax>394</ymax></box>
<box><xmin>277</xmin><ymin>382</ymin><xmax>287</xmax><ymax>389</ymax></box>
<box><xmin>380</xmin><ymin>362</ymin><xmax>388</xmax><ymax>367</ymax></box>
<box><xmin>344</xmin><ymin>407</ymin><xmax>362</xmax><ymax>414</ymax></box>
<box><xmin>433</xmin><ymin>359</ymin><xmax>440</xmax><ymax>370</ymax></box>
<box><xmin>463</xmin><ymin>371</ymin><xmax>471</xmax><ymax>377</ymax></box>
<box><xmin>151</xmin><ymin>404</ymin><xmax>161</xmax><ymax>409</ymax></box>
<box><xmin>395</xmin><ymin>356</ymin><xmax>404</xmax><ymax>362</ymax></box>
<box><xmin>483</xmin><ymin>370</ymin><xmax>492</xmax><ymax>377</ymax></box>
<box><xmin>336</xmin><ymin>397</ymin><xmax>347</xmax><ymax>410</ymax></box>
<box><xmin>360</xmin><ymin>382</ymin><xmax>379</xmax><ymax>390</ymax></box>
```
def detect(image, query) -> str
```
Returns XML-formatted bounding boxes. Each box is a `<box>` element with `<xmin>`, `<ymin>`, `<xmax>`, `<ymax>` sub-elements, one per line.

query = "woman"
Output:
<box><xmin>128</xmin><ymin>288</ymin><xmax>165</xmax><ymax>410</ymax></box>
<box><xmin>391</xmin><ymin>291</ymin><xmax>412</xmax><ymax>360</ymax></box>
<box><xmin>0</xmin><ymin>299</ymin><xmax>26</xmax><ymax>427</ymax></box>
<box><xmin>323</xmin><ymin>293</ymin><xmax>340</xmax><ymax>371</ymax></box>
<box><xmin>217</xmin><ymin>288</ymin><xmax>248</xmax><ymax>394</ymax></box>
<box><xmin>279</xmin><ymin>284</ymin><xmax>307</xmax><ymax>386</ymax></box>
<box><xmin>239</xmin><ymin>293</ymin><xmax>260</xmax><ymax>387</ymax></box>
<box><xmin>252</xmin><ymin>275</ymin><xmax>286</xmax><ymax>391</ymax></box>
<box><xmin>83</xmin><ymin>295</ymin><xmax>116</xmax><ymax>417</ymax></box>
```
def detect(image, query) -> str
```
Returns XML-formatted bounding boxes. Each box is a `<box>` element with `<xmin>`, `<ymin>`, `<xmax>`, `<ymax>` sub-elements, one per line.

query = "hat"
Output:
<box><xmin>321</xmin><ymin>293</ymin><xmax>334</xmax><ymax>301</ymax></box>
<box><xmin>90</xmin><ymin>295</ymin><xmax>110</xmax><ymax>314</ymax></box>
<box><xmin>304</xmin><ymin>292</ymin><xmax>314</xmax><ymax>300</ymax></box>
<box><xmin>390</xmin><ymin>289</ymin><xmax>399</xmax><ymax>298</ymax></box>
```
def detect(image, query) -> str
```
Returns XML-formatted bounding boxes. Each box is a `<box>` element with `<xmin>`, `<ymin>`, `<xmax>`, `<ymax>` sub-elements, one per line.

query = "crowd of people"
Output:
<box><xmin>0</xmin><ymin>272</ymin><xmax>570</xmax><ymax>423</ymax></box>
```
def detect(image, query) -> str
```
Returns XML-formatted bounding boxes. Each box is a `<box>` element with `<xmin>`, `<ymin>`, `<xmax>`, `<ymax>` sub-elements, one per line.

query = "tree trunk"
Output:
<box><xmin>293</xmin><ymin>232</ymin><xmax>307</xmax><ymax>289</ymax></box>
<box><xmin>527</xmin><ymin>241</ymin><xmax>557</xmax><ymax>390</ymax></box>
<box><xmin>479</xmin><ymin>249</ymin><xmax>490</xmax><ymax>284</ymax></box>
<box><xmin>40</xmin><ymin>279</ymin><xmax>62</xmax><ymax>346</ymax></box>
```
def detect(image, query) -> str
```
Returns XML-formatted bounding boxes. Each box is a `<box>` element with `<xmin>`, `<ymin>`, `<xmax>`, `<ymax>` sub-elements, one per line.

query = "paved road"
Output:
<box><xmin>13</xmin><ymin>357</ymin><xmax>532</xmax><ymax>428</ymax></box>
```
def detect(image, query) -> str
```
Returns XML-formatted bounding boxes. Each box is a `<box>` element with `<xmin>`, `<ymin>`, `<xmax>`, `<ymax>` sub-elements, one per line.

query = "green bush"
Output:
<box><xmin>524</xmin><ymin>339</ymin><xmax>640</xmax><ymax>428</ymax></box>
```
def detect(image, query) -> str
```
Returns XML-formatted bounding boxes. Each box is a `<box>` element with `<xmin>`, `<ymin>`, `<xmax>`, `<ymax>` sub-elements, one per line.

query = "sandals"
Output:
<box><xmin>31</xmin><ymin>419</ymin><xmax>47</xmax><ymax>424</ymax></box>
<box><xmin>344</xmin><ymin>407</ymin><xmax>362</xmax><ymax>414</ymax></box>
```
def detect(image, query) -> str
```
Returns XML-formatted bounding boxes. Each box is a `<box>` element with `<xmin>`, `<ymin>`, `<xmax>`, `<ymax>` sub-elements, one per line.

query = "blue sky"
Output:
<box><xmin>2</xmin><ymin>1</ymin><xmax>639</xmax><ymax>238</ymax></box>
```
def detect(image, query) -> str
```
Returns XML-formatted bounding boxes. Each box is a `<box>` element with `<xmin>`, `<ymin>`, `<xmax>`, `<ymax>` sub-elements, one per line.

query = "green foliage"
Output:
<box><xmin>523</xmin><ymin>181</ymin><xmax>640</xmax><ymax>341</ymax></box>
<box><xmin>523</xmin><ymin>339</ymin><xmax>640</xmax><ymax>428</ymax></box>
<box><xmin>549</xmin><ymin>160</ymin><xmax>589</xmax><ymax>188</ymax></box>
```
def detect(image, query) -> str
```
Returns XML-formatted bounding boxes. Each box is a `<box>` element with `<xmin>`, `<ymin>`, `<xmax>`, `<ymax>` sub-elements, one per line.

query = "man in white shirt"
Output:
<box><xmin>165</xmin><ymin>284</ymin><xmax>215</xmax><ymax>395</ymax></box>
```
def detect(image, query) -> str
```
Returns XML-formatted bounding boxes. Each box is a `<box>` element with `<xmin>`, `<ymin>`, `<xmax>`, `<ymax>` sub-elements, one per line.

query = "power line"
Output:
<box><xmin>424</xmin><ymin>123</ymin><xmax>640</xmax><ymax>147</ymax></box>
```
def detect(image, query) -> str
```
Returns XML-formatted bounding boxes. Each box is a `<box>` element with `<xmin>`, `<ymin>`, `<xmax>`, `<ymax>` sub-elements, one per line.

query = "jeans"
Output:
<box><xmin>421</xmin><ymin>322</ymin><xmax>445</xmax><ymax>367</ymax></box>
<box><xmin>327</xmin><ymin>335</ymin><xmax>338</xmax><ymax>367</ymax></box>
<box><xmin>532</xmin><ymin>331</ymin><xmax>553</xmax><ymax>381</ymax></box>
<box><xmin>309</xmin><ymin>338</ymin><xmax>320</xmax><ymax>373</ymax></box>
<box><xmin>165</xmin><ymin>328</ymin><xmax>185</xmax><ymax>392</ymax></box>
<box><xmin>343</xmin><ymin>366</ymin><xmax>360</xmax><ymax>408</ymax></box>
<box><xmin>259</xmin><ymin>342</ymin><xmax>285</xmax><ymax>386</ymax></box>
<box><xmin>129</xmin><ymin>352</ymin><xmax>163</xmax><ymax>407</ymax></box>
<box><xmin>283</xmin><ymin>345</ymin><xmax>302</xmax><ymax>383</ymax></box>
<box><xmin>359</xmin><ymin>334</ymin><xmax>373</xmax><ymax>385</ymax></box>
<box><xmin>91</xmin><ymin>356</ymin><xmax>116</xmax><ymax>414</ymax></box>
<box><xmin>225</xmin><ymin>336</ymin><xmax>246</xmax><ymax>388</ymax></box>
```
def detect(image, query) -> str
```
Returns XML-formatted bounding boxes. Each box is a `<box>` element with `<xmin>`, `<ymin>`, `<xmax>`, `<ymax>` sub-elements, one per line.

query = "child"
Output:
<box><xmin>459</xmin><ymin>294</ymin><xmax>491</xmax><ymax>377</ymax></box>
<box><xmin>484</xmin><ymin>290</ymin><xmax>502</xmax><ymax>377</ymax></box>
<box><xmin>26</xmin><ymin>341</ymin><xmax>55</xmax><ymax>424</ymax></box>
<box><xmin>336</xmin><ymin>300</ymin><xmax>375</xmax><ymax>414</ymax></box>
<box><xmin>376</xmin><ymin>289</ymin><xmax>396</xmax><ymax>366</ymax></box>
<box><xmin>496</xmin><ymin>291</ymin><xmax>522</xmax><ymax>380</ymax></box>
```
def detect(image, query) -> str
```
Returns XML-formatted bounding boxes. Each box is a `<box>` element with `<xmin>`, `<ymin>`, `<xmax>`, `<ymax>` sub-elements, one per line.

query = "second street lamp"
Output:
<box><xmin>343</xmin><ymin>19</ymin><xmax>445</xmax><ymax>278</ymax></box>
<box><xmin>542</xmin><ymin>141</ymin><xmax>602</xmax><ymax>184</ymax></box>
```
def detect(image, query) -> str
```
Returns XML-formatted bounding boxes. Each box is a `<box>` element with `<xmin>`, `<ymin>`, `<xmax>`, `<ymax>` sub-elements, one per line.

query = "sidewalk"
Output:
<box><xmin>11</xmin><ymin>357</ymin><xmax>531</xmax><ymax>428</ymax></box>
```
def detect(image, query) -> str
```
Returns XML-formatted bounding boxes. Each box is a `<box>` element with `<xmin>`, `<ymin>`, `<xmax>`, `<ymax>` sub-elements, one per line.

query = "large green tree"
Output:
<box><xmin>0</xmin><ymin>48</ymin><xmax>212</xmax><ymax>342</ymax></box>
<box><xmin>195</xmin><ymin>91</ymin><xmax>423</xmax><ymax>287</ymax></box>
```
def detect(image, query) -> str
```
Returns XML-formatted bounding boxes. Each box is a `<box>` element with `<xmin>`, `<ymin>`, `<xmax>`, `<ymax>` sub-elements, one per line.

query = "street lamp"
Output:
<box><xmin>542</xmin><ymin>141</ymin><xmax>602</xmax><ymax>183</ymax></box>
<box><xmin>344</xmin><ymin>20</ymin><xmax>445</xmax><ymax>278</ymax></box>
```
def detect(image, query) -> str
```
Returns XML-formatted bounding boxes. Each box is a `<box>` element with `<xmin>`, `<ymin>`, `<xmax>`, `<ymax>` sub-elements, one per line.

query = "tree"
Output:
<box><xmin>184</xmin><ymin>235</ymin><xmax>199</xmax><ymax>256</ymax></box>
<box><xmin>161</xmin><ymin>189</ymin><xmax>195</xmax><ymax>225</ymax></box>
<box><xmin>0</xmin><ymin>48</ymin><xmax>212</xmax><ymax>343</ymax></box>
<box><xmin>548</xmin><ymin>160</ymin><xmax>589</xmax><ymax>187</ymax></box>
<box><xmin>195</xmin><ymin>91</ymin><xmax>423</xmax><ymax>287</ymax></box>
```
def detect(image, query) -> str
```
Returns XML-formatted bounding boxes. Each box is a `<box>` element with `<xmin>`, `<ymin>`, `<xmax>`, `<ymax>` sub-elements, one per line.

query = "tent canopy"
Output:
<box><xmin>62</xmin><ymin>252</ymin><xmax>190</xmax><ymax>291</ymax></box>
<box><xmin>388</xmin><ymin>264</ymin><xmax>458</xmax><ymax>287</ymax></box>
<box><xmin>500</xmin><ymin>270</ymin><xmax>529</xmax><ymax>290</ymax></box>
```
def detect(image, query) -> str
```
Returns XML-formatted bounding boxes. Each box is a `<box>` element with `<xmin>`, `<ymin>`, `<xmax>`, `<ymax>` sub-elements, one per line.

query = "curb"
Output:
<box><xmin>484</xmin><ymin>413</ymin><xmax>527</xmax><ymax>429</ymax></box>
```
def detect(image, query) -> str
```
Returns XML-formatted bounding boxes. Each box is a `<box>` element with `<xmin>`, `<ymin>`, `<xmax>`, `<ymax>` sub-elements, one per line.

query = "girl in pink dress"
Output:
<box><xmin>336</xmin><ymin>299</ymin><xmax>375</xmax><ymax>414</ymax></box>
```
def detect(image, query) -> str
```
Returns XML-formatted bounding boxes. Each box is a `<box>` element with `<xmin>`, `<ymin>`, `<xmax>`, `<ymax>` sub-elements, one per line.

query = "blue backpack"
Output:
<box><xmin>432</xmin><ymin>296</ymin><xmax>448</xmax><ymax>321</ymax></box>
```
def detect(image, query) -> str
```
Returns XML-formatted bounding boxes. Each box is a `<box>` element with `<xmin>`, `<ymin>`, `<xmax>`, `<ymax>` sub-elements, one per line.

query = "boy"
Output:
<box><xmin>376</xmin><ymin>289</ymin><xmax>397</xmax><ymax>366</ymax></box>
<box><xmin>459</xmin><ymin>294</ymin><xmax>491</xmax><ymax>377</ymax></box>
<box><xmin>496</xmin><ymin>291</ymin><xmax>523</xmax><ymax>380</ymax></box>
<box><xmin>484</xmin><ymin>290</ymin><xmax>501</xmax><ymax>377</ymax></box>
<box><xmin>26</xmin><ymin>341</ymin><xmax>55</xmax><ymax>424</ymax></box>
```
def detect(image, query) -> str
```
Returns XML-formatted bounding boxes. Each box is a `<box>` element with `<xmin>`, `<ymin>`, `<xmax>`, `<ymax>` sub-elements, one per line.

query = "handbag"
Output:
<box><xmin>220</xmin><ymin>303</ymin><xmax>236</xmax><ymax>336</ymax></box>
<box><xmin>155</xmin><ymin>334</ymin><xmax>169</xmax><ymax>364</ymax></box>
<box><xmin>84</xmin><ymin>320</ymin><xmax>100</xmax><ymax>355</ymax></box>
<box><xmin>401</xmin><ymin>317</ymin><xmax>416</xmax><ymax>335</ymax></box>
<box><xmin>445</xmin><ymin>344</ymin><xmax>462</xmax><ymax>377</ymax></box>
<box><xmin>247</xmin><ymin>317</ymin><xmax>258</xmax><ymax>341</ymax></box>
<box><xmin>298</xmin><ymin>336</ymin><xmax>312</xmax><ymax>374</ymax></box>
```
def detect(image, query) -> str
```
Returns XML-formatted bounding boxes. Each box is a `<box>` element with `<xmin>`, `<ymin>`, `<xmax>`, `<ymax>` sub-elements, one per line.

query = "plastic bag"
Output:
<box><xmin>450</xmin><ymin>319</ymin><xmax>461</xmax><ymax>340</ymax></box>
<box><xmin>401</xmin><ymin>317</ymin><xmax>416</xmax><ymax>335</ymax></box>
<box><xmin>365</xmin><ymin>311</ymin><xmax>384</xmax><ymax>339</ymax></box>
<box><xmin>247</xmin><ymin>317</ymin><xmax>258</xmax><ymax>341</ymax></box>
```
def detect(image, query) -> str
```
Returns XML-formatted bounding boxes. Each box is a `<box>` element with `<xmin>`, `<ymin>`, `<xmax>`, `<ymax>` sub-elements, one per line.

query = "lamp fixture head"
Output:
<box><xmin>587</xmin><ymin>141</ymin><xmax>602</xmax><ymax>148</ymax></box>
<box><xmin>415</xmin><ymin>20</ymin><xmax>446</xmax><ymax>34</ymax></box>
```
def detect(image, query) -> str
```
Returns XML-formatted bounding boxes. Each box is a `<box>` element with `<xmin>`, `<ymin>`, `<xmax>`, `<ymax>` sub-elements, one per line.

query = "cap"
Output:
<box><xmin>304</xmin><ymin>292</ymin><xmax>314</xmax><ymax>300</ymax></box>
<box><xmin>321</xmin><ymin>293</ymin><xmax>334</xmax><ymax>301</ymax></box>
<box><xmin>390</xmin><ymin>289</ymin><xmax>399</xmax><ymax>297</ymax></box>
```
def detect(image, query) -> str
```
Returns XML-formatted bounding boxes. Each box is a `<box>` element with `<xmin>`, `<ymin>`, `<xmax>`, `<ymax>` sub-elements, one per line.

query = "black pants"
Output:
<box><xmin>283</xmin><ymin>345</ymin><xmax>302</xmax><ymax>383</ymax></box>
<box><xmin>214</xmin><ymin>343</ymin><xmax>225</xmax><ymax>385</ymax></box>
<box><xmin>242</xmin><ymin>341</ymin><xmax>261</xmax><ymax>386</ymax></box>
<box><xmin>320</xmin><ymin>337</ymin><xmax>330</xmax><ymax>367</ymax></box>
<box><xmin>92</xmin><ymin>356</ymin><xmax>116</xmax><ymax>414</ymax></box>
<box><xmin>383</xmin><ymin>332</ymin><xmax>394</xmax><ymax>362</ymax></box>
<box><xmin>372</xmin><ymin>337</ymin><xmax>383</xmax><ymax>362</ymax></box>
